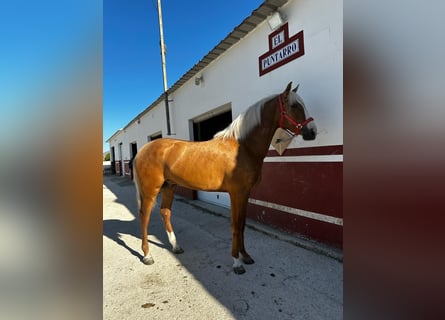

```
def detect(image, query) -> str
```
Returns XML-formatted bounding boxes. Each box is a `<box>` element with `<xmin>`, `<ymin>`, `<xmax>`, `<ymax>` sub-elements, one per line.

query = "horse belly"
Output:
<box><xmin>165</xmin><ymin>144</ymin><xmax>233</xmax><ymax>191</ymax></box>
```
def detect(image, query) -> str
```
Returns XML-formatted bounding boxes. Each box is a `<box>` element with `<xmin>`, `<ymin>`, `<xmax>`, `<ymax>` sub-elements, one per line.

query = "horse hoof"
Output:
<box><xmin>243</xmin><ymin>256</ymin><xmax>255</xmax><ymax>264</ymax></box>
<box><xmin>173</xmin><ymin>247</ymin><xmax>184</xmax><ymax>254</ymax></box>
<box><xmin>142</xmin><ymin>256</ymin><xmax>154</xmax><ymax>265</ymax></box>
<box><xmin>233</xmin><ymin>265</ymin><xmax>246</xmax><ymax>274</ymax></box>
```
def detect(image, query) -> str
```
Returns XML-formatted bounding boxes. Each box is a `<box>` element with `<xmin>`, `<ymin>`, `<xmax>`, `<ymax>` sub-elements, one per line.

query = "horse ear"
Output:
<box><xmin>283</xmin><ymin>82</ymin><xmax>292</xmax><ymax>96</ymax></box>
<box><xmin>292</xmin><ymin>83</ymin><xmax>300</xmax><ymax>93</ymax></box>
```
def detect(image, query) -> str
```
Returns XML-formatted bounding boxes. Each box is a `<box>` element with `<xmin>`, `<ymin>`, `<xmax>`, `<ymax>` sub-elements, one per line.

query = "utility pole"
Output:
<box><xmin>156</xmin><ymin>0</ymin><xmax>171</xmax><ymax>135</ymax></box>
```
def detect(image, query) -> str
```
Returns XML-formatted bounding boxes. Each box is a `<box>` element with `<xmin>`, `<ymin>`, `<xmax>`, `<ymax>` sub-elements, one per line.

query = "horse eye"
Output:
<box><xmin>291</xmin><ymin>102</ymin><xmax>300</xmax><ymax>110</ymax></box>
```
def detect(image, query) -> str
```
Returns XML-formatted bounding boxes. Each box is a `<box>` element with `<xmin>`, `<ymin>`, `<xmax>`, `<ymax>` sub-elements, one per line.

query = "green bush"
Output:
<box><xmin>104</xmin><ymin>152</ymin><xmax>110</xmax><ymax>161</ymax></box>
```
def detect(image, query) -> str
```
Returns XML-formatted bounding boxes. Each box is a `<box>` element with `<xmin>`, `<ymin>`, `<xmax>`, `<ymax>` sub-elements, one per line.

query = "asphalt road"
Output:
<box><xmin>103</xmin><ymin>174</ymin><xmax>343</xmax><ymax>320</ymax></box>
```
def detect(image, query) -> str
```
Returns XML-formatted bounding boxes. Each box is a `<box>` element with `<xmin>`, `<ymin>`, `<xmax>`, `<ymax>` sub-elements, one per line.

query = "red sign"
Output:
<box><xmin>258</xmin><ymin>23</ymin><xmax>305</xmax><ymax>76</ymax></box>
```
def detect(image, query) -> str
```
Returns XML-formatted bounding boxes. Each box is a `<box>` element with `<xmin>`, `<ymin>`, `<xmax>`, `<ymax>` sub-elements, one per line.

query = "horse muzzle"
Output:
<box><xmin>302</xmin><ymin>124</ymin><xmax>317</xmax><ymax>140</ymax></box>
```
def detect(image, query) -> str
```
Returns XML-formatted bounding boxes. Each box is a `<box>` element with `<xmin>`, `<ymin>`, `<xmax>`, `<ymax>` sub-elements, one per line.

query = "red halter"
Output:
<box><xmin>278</xmin><ymin>94</ymin><xmax>314</xmax><ymax>136</ymax></box>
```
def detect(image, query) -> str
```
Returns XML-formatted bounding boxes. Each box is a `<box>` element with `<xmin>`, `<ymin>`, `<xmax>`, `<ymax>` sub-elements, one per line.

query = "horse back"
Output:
<box><xmin>137</xmin><ymin>138</ymin><xmax>241</xmax><ymax>191</ymax></box>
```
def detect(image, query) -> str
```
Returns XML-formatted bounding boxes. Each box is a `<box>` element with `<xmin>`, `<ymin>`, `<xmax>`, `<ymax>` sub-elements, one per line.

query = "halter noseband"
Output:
<box><xmin>278</xmin><ymin>94</ymin><xmax>314</xmax><ymax>136</ymax></box>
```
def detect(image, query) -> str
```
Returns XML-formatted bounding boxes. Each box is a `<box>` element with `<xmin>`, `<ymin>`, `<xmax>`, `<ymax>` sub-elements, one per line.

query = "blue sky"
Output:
<box><xmin>0</xmin><ymin>1</ymin><xmax>102</xmax><ymax>154</ymax></box>
<box><xmin>104</xmin><ymin>0</ymin><xmax>264</xmax><ymax>151</ymax></box>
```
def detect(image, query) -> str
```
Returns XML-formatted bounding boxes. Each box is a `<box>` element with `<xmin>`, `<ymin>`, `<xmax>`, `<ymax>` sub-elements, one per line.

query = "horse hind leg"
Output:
<box><xmin>134</xmin><ymin>165</ymin><xmax>163</xmax><ymax>265</ymax></box>
<box><xmin>160</xmin><ymin>182</ymin><xmax>184</xmax><ymax>254</ymax></box>
<box><xmin>139</xmin><ymin>194</ymin><xmax>157</xmax><ymax>265</ymax></box>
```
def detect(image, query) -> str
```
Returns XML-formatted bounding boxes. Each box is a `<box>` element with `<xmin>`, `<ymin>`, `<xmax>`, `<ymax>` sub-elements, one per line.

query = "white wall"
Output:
<box><xmin>109</xmin><ymin>0</ymin><xmax>342</xmax><ymax>160</ymax></box>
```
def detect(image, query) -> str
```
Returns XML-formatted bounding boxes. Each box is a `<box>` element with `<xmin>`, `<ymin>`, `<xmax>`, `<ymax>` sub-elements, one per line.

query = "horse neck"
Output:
<box><xmin>240</xmin><ymin>97</ymin><xmax>281</xmax><ymax>161</ymax></box>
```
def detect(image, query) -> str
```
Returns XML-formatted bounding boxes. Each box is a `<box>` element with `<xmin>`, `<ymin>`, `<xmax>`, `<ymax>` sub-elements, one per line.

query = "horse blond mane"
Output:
<box><xmin>214</xmin><ymin>94</ymin><xmax>277</xmax><ymax>141</ymax></box>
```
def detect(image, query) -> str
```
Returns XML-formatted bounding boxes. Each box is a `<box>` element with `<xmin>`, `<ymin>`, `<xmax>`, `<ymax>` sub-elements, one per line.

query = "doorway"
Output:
<box><xmin>149</xmin><ymin>132</ymin><xmax>162</xmax><ymax>141</ymax></box>
<box><xmin>129</xmin><ymin>142</ymin><xmax>137</xmax><ymax>179</ymax></box>
<box><xmin>130</xmin><ymin>142</ymin><xmax>137</xmax><ymax>159</ymax></box>
<box><xmin>110</xmin><ymin>146</ymin><xmax>116</xmax><ymax>174</ymax></box>
<box><xmin>118</xmin><ymin>142</ymin><xmax>123</xmax><ymax>176</ymax></box>
<box><xmin>192</xmin><ymin>110</ymin><xmax>232</xmax><ymax>141</ymax></box>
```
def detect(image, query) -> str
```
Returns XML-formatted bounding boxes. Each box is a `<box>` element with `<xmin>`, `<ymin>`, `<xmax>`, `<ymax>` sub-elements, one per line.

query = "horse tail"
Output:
<box><xmin>133</xmin><ymin>156</ymin><xmax>142</xmax><ymax>211</ymax></box>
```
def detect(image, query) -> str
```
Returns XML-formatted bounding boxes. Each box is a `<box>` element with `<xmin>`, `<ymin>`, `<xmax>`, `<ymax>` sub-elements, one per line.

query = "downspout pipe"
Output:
<box><xmin>157</xmin><ymin>0</ymin><xmax>171</xmax><ymax>135</ymax></box>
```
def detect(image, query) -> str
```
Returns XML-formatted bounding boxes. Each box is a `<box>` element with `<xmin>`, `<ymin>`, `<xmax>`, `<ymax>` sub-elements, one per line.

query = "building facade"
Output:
<box><xmin>106</xmin><ymin>0</ymin><xmax>343</xmax><ymax>247</ymax></box>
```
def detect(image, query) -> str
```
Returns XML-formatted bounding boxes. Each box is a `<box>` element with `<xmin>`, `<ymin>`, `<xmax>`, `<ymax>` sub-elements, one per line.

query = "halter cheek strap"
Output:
<box><xmin>278</xmin><ymin>94</ymin><xmax>314</xmax><ymax>136</ymax></box>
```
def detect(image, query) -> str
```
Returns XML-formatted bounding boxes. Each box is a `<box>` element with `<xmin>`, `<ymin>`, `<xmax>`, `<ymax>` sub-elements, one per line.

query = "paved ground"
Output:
<box><xmin>103</xmin><ymin>174</ymin><xmax>343</xmax><ymax>320</ymax></box>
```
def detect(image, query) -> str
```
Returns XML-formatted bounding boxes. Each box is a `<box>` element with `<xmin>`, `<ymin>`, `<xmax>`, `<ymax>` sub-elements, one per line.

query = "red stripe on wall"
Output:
<box><xmin>250</xmin><ymin>161</ymin><xmax>342</xmax><ymax>218</ymax></box>
<box><xmin>115</xmin><ymin>161</ymin><xmax>121</xmax><ymax>176</ymax></box>
<box><xmin>247</xmin><ymin>203</ymin><xmax>343</xmax><ymax>247</ymax></box>
<box><xmin>266</xmin><ymin>145</ymin><xmax>343</xmax><ymax>157</ymax></box>
<box><xmin>124</xmin><ymin>160</ymin><xmax>131</xmax><ymax>177</ymax></box>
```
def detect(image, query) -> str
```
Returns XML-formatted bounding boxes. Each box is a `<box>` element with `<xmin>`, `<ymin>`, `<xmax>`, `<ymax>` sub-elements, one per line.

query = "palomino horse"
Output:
<box><xmin>133</xmin><ymin>82</ymin><xmax>317</xmax><ymax>274</ymax></box>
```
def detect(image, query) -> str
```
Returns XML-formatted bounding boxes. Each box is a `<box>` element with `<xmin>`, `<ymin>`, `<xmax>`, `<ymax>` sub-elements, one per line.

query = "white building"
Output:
<box><xmin>106</xmin><ymin>0</ymin><xmax>343</xmax><ymax>247</ymax></box>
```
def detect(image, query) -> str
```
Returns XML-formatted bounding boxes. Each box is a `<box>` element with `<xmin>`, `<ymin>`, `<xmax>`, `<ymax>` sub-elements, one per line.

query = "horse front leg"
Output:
<box><xmin>138</xmin><ymin>181</ymin><xmax>163</xmax><ymax>265</ymax></box>
<box><xmin>229</xmin><ymin>192</ymin><xmax>253</xmax><ymax>274</ymax></box>
<box><xmin>239</xmin><ymin>217</ymin><xmax>255</xmax><ymax>265</ymax></box>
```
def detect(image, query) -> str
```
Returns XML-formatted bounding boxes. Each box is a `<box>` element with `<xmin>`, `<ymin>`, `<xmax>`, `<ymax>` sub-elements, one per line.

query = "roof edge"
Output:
<box><xmin>118</xmin><ymin>0</ymin><xmax>289</xmax><ymax>133</ymax></box>
<box><xmin>105</xmin><ymin>128</ymin><xmax>123</xmax><ymax>143</ymax></box>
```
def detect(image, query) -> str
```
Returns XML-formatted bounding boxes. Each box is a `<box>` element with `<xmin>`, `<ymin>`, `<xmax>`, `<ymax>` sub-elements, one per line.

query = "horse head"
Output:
<box><xmin>280</xmin><ymin>82</ymin><xmax>317</xmax><ymax>140</ymax></box>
